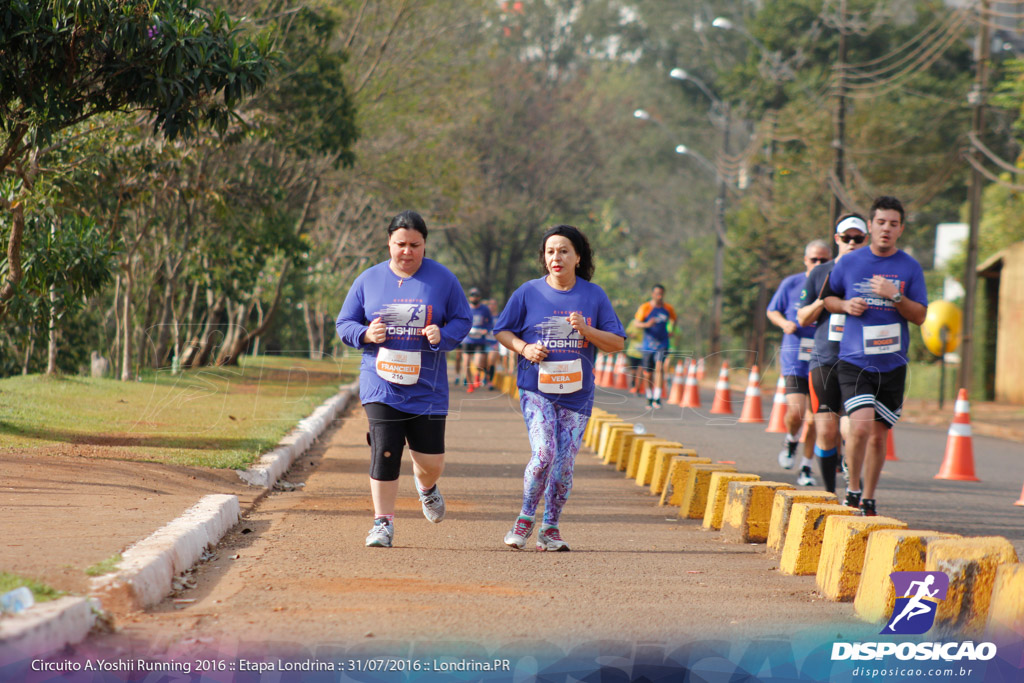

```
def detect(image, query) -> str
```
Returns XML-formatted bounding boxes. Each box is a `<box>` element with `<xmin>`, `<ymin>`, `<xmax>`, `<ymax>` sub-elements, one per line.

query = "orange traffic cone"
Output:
<box><xmin>613</xmin><ymin>353</ymin><xmax>629</xmax><ymax>390</ymax></box>
<box><xmin>667</xmin><ymin>361</ymin><xmax>687</xmax><ymax>405</ymax></box>
<box><xmin>681</xmin><ymin>360</ymin><xmax>701</xmax><ymax>408</ymax></box>
<box><xmin>738</xmin><ymin>365</ymin><xmax>765</xmax><ymax>423</ymax></box>
<box><xmin>1014</xmin><ymin>482</ymin><xmax>1024</xmax><ymax>506</ymax></box>
<box><xmin>935</xmin><ymin>388</ymin><xmax>979</xmax><ymax>481</ymax></box>
<box><xmin>595</xmin><ymin>354</ymin><xmax>609</xmax><ymax>388</ymax></box>
<box><xmin>696</xmin><ymin>358</ymin><xmax>705</xmax><ymax>381</ymax></box>
<box><xmin>765</xmin><ymin>376</ymin><xmax>788</xmax><ymax>433</ymax></box>
<box><xmin>885</xmin><ymin>428</ymin><xmax>898</xmax><ymax>461</ymax></box>
<box><xmin>600</xmin><ymin>354</ymin><xmax>616</xmax><ymax>387</ymax></box>
<box><xmin>710</xmin><ymin>361</ymin><xmax>733</xmax><ymax>415</ymax></box>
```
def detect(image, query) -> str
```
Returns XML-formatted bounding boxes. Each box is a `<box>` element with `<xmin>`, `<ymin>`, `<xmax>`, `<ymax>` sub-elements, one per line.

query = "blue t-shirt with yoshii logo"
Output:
<box><xmin>464</xmin><ymin>303</ymin><xmax>493</xmax><ymax>342</ymax></box>
<box><xmin>494</xmin><ymin>277</ymin><xmax>625</xmax><ymax>415</ymax></box>
<box><xmin>335</xmin><ymin>259</ymin><xmax>472</xmax><ymax>415</ymax></box>
<box><xmin>822</xmin><ymin>248</ymin><xmax>928</xmax><ymax>372</ymax></box>
<box><xmin>767</xmin><ymin>272</ymin><xmax>818</xmax><ymax>377</ymax></box>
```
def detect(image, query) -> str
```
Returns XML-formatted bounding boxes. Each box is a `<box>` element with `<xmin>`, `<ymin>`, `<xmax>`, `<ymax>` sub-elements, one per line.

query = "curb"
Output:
<box><xmin>0</xmin><ymin>597</ymin><xmax>100</xmax><ymax>662</ymax></box>
<box><xmin>1</xmin><ymin>380</ymin><xmax>360</xmax><ymax>660</ymax></box>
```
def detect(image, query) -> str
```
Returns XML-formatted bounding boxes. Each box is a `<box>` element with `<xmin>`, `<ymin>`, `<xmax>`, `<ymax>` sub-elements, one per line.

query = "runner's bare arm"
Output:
<box><xmin>796</xmin><ymin>299</ymin><xmax>825</xmax><ymax>327</ymax></box>
<box><xmin>494</xmin><ymin>331</ymin><xmax>548</xmax><ymax>363</ymax></box>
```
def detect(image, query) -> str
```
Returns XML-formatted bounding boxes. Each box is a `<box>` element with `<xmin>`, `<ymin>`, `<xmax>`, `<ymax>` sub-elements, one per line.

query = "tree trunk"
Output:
<box><xmin>22</xmin><ymin>331</ymin><xmax>34</xmax><ymax>375</ymax></box>
<box><xmin>217</xmin><ymin>261</ymin><xmax>290</xmax><ymax>366</ymax></box>
<box><xmin>316</xmin><ymin>306</ymin><xmax>326</xmax><ymax>359</ymax></box>
<box><xmin>111</xmin><ymin>274</ymin><xmax>122</xmax><ymax>378</ymax></box>
<box><xmin>303</xmin><ymin>301</ymin><xmax>320</xmax><ymax>360</ymax></box>
<box><xmin>120</xmin><ymin>260</ymin><xmax>133</xmax><ymax>381</ymax></box>
<box><xmin>251</xmin><ymin>300</ymin><xmax>264</xmax><ymax>357</ymax></box>
<box><xmin>46</xmin><ymin>264</ymin><xmax>58</xmax><ymax>375</ymax></box>
<box><xmin>190</xmin><ymin>291</ymin><xmax>225</xmax><ymax>368</ymax></box>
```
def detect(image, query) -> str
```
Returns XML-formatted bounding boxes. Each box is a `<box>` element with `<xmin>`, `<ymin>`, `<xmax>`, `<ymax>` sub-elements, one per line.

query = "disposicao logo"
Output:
<box><xmin>881</xmin><ymin>570</ymin><xmax>948</xmax><ymax>635</ymax></box>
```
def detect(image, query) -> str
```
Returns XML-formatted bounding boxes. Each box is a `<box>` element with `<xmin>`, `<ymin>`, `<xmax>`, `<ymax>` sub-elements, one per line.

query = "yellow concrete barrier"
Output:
<box><xmin>720</xmin><ymin>481</ymin><xmax>795</xmax><ymax>543</ymax></box>
<box><xmin>766</xmin><ymin>490</ymin><xmax>839</xmax><ymax>555</ymax></box>
<box><xmin>701</xmin><ymin>473</ymin><xmax>760</xmax><ymax>530</ymax></box>
<box><xmin>584</xmin><ymin>408</ymin><xmax>610</xmax><ymax>444</ymax></box>
<box><xmin>635</xmin><ymin>440</ymin><xmax>683</xmax><ymax>486</ymax></box>
<box><xmin>599</xmin><ymin>424</ymin><xmax>633</xmax><ymax>464</ymax></box>
<box><xmin>603</xmin><ymin>426</ymin><xmax>637</xmax><ymax>466</ymax></box>
<box><xmin>854</xmin><ymin>529</ymin><xmax>960</xmax><ymax>624</ymax></box>
<box><xmin>778</xmin><ymin>503</ymin><xmax>857</xmax><ymax>576</ymax></box>
<box><xmin>678</xmin><ymin>464</ymin><xmax>737</xmax><ymax>520</ymax></box>
<box><xmin>596</xmin><ymin>421</ymin><xmax>630</xmax><ymax>459</ymax></box>
<box><xmin>586</xmin><ymin>413</ymin><xmax>618</xmax><ymax>450</ymax></box>
<box><xmin>815</xmin><ymin>516</ymin><xmax>908</xmax><ymax>601</ymax></box>
<box><xmin>927</xmin><ymin>536</ymin><xmax>1019</xmax><ymax>638</ymax></box>
<box><xmin>651</xmin><ymin>447</ymin><xmax>697</xmax><ymax>495</ymax></box>
<box><xmin>986</xmin><ymin>563</ymin><xmax>1024</xmax><ymax>641</ymax></box>
<box><xmin>625</xmin><ymin>436</ymin><xmax>667</xmax><ymax>480</ymax></box>
<box><xmin>614</xmin><ymin>432</ymin><xmax>642</xmax><ymax>471</ymax></box>
<box><xmin>503</xmin><ymin>373</ymin><xmax>516</xmax><ymax>395</ymax></box>
<box><xmin>658</xmin><ymin>456</ymin><xmax>711</xmax><ymax>506</ymax></box>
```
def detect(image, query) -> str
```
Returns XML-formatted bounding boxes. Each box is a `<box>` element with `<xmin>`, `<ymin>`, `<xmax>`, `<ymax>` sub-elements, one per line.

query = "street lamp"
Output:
<box><xmin>668</xmin><ymin>68</ymin><xmax>731</xmax><ymax>362</ymax></box>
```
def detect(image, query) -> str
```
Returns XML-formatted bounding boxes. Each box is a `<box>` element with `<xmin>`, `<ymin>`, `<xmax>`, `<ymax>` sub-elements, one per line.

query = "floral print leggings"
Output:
<box><xmin>518</xmin><ymin>389</ymin><xmax>590</xmax><ymax>526</ymax></box>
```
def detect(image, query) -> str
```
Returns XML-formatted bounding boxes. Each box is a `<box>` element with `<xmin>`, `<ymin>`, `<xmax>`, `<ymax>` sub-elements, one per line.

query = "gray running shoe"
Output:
<box><xmin>778</xmin><ymin>440</ymin><xmax>797</xmax><ymax>469</ymax></box>
<box><xmin>797</xmin><ymin>466</ymin><xmax>816</xmax><ymax>487</ymax></box>
<box><xmin>503</xmin><ymin>515</ymin><xmax>535</xmax><ymax>549</ymax></box>
<box><xmin>365</xmin><ymin>519</ymin><xmax>393</xmax><ymax>548</ymax></box>
<box><xmin>536</xmin><ymin>525</ymin><xmax>570</xmax><ymax>552</ymax></box>
<box><xmin>418</xmin><ymin>485</ymin><xmax>446</xmax><ymax>523</ymax></box>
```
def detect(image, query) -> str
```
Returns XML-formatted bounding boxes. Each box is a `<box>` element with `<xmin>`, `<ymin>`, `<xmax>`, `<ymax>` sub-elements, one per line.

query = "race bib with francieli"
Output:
<box><xmin>538</xmin><ymin>359</ymin><xmax>583</xmax><ymax>394</ymax></box>
<box><xmin>828</xmin><ymin>314</ymin><xmax>846</xmax><ymax>342</ymax></box>
<box><xmin>376</xmin><ymin>347</ymin><xmax>421</xmax><ymax>385</ymax></box>
<box><xmin>863</xmin><ymin>323</ymin><xmax>901</xmax><ymax>355</ymax></box>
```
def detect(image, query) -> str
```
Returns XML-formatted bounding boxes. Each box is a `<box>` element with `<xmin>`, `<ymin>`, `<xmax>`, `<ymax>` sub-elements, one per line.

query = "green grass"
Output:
<box><xmin>84</xmin><ymin>554</ymin><xmax>122</xmax><ymax>577</ymax></box>
<box><xmin>0</xmin><ymin>572</ymin><xmax>62</xmax><ymax>603</ymax></box>
<box><xmin>0</xmin><ymin>354</ymin><xmax>359</xmax><ymax>469</ymax></box>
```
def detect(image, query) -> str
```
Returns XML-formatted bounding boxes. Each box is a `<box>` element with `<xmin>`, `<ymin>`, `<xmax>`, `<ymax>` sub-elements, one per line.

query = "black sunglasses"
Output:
<box><xmin>808</xmin><ymin>257</ymin><xmax>829</xmax><ymax>264</ymax></box>
<box><xmin>839</xmin><ymin>234</ymin><xmax>867</xmax><ymax>244</ymax></box>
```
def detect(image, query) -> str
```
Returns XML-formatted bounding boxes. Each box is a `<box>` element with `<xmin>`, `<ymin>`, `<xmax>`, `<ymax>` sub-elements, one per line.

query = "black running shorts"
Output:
<box><xmin>836</xmin><ymin>360</ymin><xmax>907</xmax><ymax>428</ymax></box>
<box><xmin>363</xmin><ymin>402</ymin><xmax>446</xmax><ymax>481</ymax></box>
<box><xmin>783</xmin><ymin>374</ymin><xmax>809</xmax><ymax>396</ymax></box>
<box><xmin>809</xmin><ymin>364</ymin><xmax>845</xmax><ymax>415</ymax></box>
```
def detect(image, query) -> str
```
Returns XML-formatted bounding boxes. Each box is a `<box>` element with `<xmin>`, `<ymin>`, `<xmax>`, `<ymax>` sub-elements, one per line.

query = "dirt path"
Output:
<box><xmin>82</xmin><ymin>394</ymin><xmax>872</xmax><ymax>661</ymax></box>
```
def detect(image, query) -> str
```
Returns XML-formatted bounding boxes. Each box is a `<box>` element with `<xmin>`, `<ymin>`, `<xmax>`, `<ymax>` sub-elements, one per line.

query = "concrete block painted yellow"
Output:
<box><xmin>626</xmin><ymin>437</ymin><xmax>669</xmax><ymax>480</ymax></box>
<box><xmin>766</xmin><ymin>490</ymin><xmax>839</xmax><ymax>555</ymax></box>
<box><xmin>854</xmin><ymin>530</ymin><xmax>961</xmax><ymax>624</ymax></box>
<box><xmin>927</xmin><ymin>536</ymin><xmax>1019</xmax><ymax>638</ymax></box>
<box><xmin>679</xmin><ymin>464</ymin><xmax>737</xmax><ymax>520</ymax></box>
<box><xmin>720</xmin><ymin>481</ymin><xmax>795</xmax><ymax>543</ymax></box>
<box><xmin>778</xmin><ymin>503</ymin><xmax>857</xmax><ymax>576</ymax></box>
<box><xmin>584</xmin><ymin>414</ymin><xmax>614</xmax><ymax>449</ymax></box>
<box><xmin>615</xmin><ymin>433</ymin><xmax>641</xmax><ymax>471</ymax></box>
<box><xmin>986</xmin><ymin>563</ymin><xmax>1024</xmax><ymax>641</ymax></box>
<box><xmin>600</xmin><ymin>425</ymin><xmax>634</xmax><ymax>465</ymax></box>
<box><xmin>597</xmin><ymin>422</ymin><xmax>631</xmax><ymax>461</ymax></box>
<box><xmin>659</xmin><ymin>456</ymin><xmax>711</xmax><ymax>506</ymax></box>
<box><xmin>651</xmin><ymin>447</ymin><xmax>697</xmax><ymax>495</ymax></box>
<box><xmin>701</xmin><ymin>473</ymin><xmax>761</xmax><ymax>530</ymax></box>
<box><xmin>636</xmin><ymin>440</ymin><xmax>683</xmax><ymax>486</ymax></box>
<box><xmin>815</xmin><ymin>516</ymin><xmax>908</xmax><ymax>601</ymax></box>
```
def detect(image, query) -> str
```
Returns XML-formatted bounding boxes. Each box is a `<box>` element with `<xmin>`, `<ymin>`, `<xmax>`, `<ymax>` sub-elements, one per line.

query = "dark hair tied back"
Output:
<box><xmin>387</xmin><ymin>210</ymin><xmax>428</xmax><ymax>238</ymax></box>
<box><xmin>538</xmin><ymin>224</ymin><xmax>595</xmax><ymax>281</ymax></box>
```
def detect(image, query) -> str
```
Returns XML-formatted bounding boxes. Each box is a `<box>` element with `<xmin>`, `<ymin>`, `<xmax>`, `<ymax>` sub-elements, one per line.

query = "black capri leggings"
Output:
<box><xmin>363</xmin><ymin>402</ymin><xmax>446</xmax><ymax>481</ymax></box>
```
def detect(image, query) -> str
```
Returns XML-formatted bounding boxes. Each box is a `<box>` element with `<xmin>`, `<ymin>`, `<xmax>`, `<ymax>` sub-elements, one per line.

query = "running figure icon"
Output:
<box><xmin>886</xmin><ymin>574</ymin><xmax>938</xmax><ymax>630</ymax></box>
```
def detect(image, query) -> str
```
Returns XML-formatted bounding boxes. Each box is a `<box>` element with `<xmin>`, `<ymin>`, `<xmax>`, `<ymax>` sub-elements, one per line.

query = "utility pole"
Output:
<box><xmin>710</xmin><ymin>106</ymin><xmax>731</xmax><ymax>363</ymax></box>
<box><xmin>960</xmin><ymin>0</ymin><xmax>991</xmax><ymax>397</ymax></box>
<box><xmin>830</xmin><ymin>0</ymin><xmax>848</xmax><ymax>224</ymax></box>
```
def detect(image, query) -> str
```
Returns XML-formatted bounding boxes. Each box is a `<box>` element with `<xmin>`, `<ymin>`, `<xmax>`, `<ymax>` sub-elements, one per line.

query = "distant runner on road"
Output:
<box><xmin>823</xmin><ymin>196</ymin><xmax>928</xmax><ymax>517</ymax></box>
<box><xmin>460</xmin><ymin>287</ymin><xmax>493</xmax><ymax>390</ymax></box>
<box><xmin>494</xmin><ymin>225</ymin><xmax>625</xmax><ymax>552</ymax></box>
<box><xmin>335</xmin><ymin>210</ymin><xmax>472</xmax><ymax>548</ymax></box>
<box><xmin>634</xmin><ymin>284</ymin><xmax>676</xmax><ymax>409</ymax></box>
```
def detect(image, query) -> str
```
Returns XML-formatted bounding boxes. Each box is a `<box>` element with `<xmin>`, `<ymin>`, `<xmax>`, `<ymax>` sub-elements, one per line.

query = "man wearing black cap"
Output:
<box><xmin>460</xmin><ymin>287</ymin><xmax>493</xmax><ymax>391</ymax></box>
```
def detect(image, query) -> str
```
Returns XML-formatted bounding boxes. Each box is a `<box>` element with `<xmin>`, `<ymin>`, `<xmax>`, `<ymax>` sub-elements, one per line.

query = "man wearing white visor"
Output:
<box><xmin>796</xmin><ymin>213</ymin><xmax>869</xmax><ymax>494</ymax></box>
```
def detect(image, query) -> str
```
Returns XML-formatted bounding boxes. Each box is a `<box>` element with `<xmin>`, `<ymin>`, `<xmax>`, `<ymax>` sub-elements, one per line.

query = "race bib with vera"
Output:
<box><xmin>538</xmin><ymin>359</ymin><xmax>583</xmax><ymax>394</ymax></box>
<box><xmin>375</xmin><ymin>347</ymin><xmax>422</xmax><ymax>385</ymax></box>
<box><xmin>798</xmin><ymin>337</ymin><xmax>814</xmax><ymax>361</ymax></box>
<box><xmin>828</xmin><ymin>314</ymin><xmax>846</xmax><ymax>342</ymax></box>
<box><xmin>863</xmin><ymin>323</ymin><xmax>901</xmax><ymax>355</ymax></box>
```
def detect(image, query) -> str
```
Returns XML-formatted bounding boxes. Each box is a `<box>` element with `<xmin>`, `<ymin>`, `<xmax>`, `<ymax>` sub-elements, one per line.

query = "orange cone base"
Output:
<box><xmin>885</xmin><ymin>429</ymin><xmax>898</xmax><ymax>461</ymax></box>
<box><xmin>934</xmin><ymin>445</ymin><xmax>979</xmax><ymax>481</ymax></box>
<box><xmin>1014</xmin><ymin>484</ymin><xmax>1024</xmax><ymax>506</ymax></box>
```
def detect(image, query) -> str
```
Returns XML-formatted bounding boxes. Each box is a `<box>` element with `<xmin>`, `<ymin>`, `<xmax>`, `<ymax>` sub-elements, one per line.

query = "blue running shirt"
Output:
<box><xmin>335</xmin><ymin>259</ymin><xmax>472</xmax><ymax>415</ymax></box>
<box><xmin>767</xmin><ymin>271</ymin><xmax>818</xmax><ymax>377</ymax></box>
<box><xmin>494</xmin><ymin>277</ymin><xmax>625</xmax><ymax>415</ymax></box>
<box><xmin>464</xmin><ymin>303</ymin><xmax>494</xmax><ymax>342</ymax></box>
<box><xmin>822</xmin><ymin>248</ymin><xmax>928</xmax><ymax>372</ymax></box>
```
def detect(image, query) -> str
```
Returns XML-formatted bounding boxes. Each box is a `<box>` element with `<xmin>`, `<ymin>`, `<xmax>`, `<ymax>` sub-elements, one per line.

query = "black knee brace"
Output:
<box><xmin>367</xmin><ymin>424</ymin><xmax>405</xmax><ymax>481</ymax></box>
